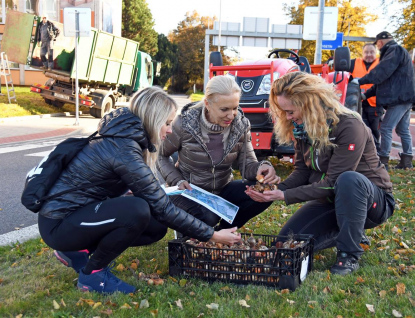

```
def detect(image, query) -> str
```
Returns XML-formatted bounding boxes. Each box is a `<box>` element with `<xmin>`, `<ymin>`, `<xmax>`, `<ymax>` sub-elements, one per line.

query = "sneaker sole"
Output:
<box><xmin>54</xmin><ymin>250</ymin><xmax>71</xmax><ymax>267</ymax></box>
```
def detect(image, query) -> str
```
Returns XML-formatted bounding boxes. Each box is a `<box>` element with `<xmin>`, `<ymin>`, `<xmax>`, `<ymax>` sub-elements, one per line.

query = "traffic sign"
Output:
<box><xmin>322</xmin><ymin>32</ymin><xmax>344</xmax><ymax>50</ymax></box>
<box><xmin>303</xmin><ymin>6</ymin><xmax>338</xmax><ymax>41</ymax></box>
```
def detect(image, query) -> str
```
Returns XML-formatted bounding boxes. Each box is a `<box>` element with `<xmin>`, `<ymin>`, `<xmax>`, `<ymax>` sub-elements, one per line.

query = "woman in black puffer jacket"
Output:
<box><xmin>38</xmin><ymin>87</ymin><xmax>241</xmax><ymax>294</ymax></box>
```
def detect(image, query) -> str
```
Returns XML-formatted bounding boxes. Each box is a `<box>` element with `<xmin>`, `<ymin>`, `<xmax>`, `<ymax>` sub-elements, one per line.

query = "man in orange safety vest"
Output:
<box><xmin>349</xmin><ymin>43</ymin><xmax>381</xmax><ymax>151</ymax></box>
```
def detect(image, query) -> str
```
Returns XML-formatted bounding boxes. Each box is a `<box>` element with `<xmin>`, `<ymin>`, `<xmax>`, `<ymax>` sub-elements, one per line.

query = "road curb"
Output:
<box><xmin>0</xmin><ymin>224</ymin><xmax>40</xmax><ymax>247</ymax></box>
<box><xmin>0</xmin><ymin>112</ymin><xmax>87</xmax><ymax>123</ymax></box>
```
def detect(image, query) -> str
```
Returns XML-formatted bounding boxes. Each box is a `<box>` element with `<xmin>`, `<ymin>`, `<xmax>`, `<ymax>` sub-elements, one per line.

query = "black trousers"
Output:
<box><xmin>362</xmin><ymin>105</ymin><xmax>382</xmax><ymax>152</ymax></box>
<box><xmin>279</xmin><ymin>171</ymin><xmax>394</xmax><ymax>259</ymax></box>
<box><xmin>170</xmin><ymin>180</ymin><xmax>273</xmax><ymax>229</ymax></box>
<box><xmin>38</xmin><ymin>196</ymin><xmax>168</xmax><ymax>271</ymax></box>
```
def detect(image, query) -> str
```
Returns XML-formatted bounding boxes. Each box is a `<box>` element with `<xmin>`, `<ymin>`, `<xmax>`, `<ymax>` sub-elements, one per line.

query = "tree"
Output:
<box><xmin>122</xmin><ymin>0</ymin><xmax>158</xmax><ymax>57</ymax></box>
<box><xmin>387</xmin><ymin>0</ymin><xmax>415</xmax><ymax>49</ymax></box>
<box><xmin>153</xmin><ymin>34</ymin><xmax>178</xmax><ymax>88</ymax></box>
<box><xmin>168</xmin><ymin>11</ymin><xmax>232</xmax><ymax>92</ymax></box>
<box><xmin>284</xmin><ymin>0</ymin><xmax>377</xmax><ymax>64</ymax></box>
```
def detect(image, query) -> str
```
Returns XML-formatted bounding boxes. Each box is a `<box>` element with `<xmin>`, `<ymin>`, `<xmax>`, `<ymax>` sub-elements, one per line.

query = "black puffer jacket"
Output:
<box><xmin>360</xmin><ymin>41</ymin><xmax>415</xmax><ymax>107</ymax></box>
<box><xmin>40</xmin><ymin>107</ymin><xmax>214</xmax><ymax>241</ymax></box>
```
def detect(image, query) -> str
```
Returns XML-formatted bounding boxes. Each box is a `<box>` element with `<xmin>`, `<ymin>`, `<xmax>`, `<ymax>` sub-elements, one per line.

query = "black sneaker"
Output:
<box><xmin>330</xmin><ymin>251</ymin><xmax>359</xmax><ymax>275</ymax></box>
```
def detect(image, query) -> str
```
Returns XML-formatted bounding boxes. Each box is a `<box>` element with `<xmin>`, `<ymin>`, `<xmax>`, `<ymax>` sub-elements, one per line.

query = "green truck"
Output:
<box><xmin>2</xmin><ymin>11</ymin><xmax>158</xmax><ymax>118</ymax></box>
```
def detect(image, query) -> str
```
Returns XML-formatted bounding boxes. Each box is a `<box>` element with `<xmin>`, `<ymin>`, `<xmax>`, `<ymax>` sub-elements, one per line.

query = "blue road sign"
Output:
<box><xmin>322</xmin><ymin>32</ymin><xmax>344</xmax><ymax>50</ymax></box>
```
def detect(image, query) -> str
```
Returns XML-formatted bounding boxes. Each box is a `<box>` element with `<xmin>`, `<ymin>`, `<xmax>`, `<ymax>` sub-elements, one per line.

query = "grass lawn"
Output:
<box><xmin>0</xmin><ymin>86</ymin><xmax>89</xmax><ymax>118</ymax></box>
<box><xmin>0</xmin><ymin>160</ymin><xmax>414</xmax><ymax>317</ymax></box>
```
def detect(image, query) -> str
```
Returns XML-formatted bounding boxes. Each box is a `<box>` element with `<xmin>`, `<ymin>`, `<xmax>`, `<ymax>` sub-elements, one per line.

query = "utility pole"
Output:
<box><xmin>314</xmin><ymin>0</ymin><xmax>325</xmax><ymax>64</ymax></box>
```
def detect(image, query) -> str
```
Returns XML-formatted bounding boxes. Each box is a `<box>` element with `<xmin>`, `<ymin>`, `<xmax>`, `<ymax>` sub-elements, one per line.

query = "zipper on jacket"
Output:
<box><xmin>212</xmin><ymin>166</ymin><xmax>216</xmax><ymax>192</ymax></box>
<box><xmin>315</xmin><ymin>148</ymin><xmax>321</xmax><ymax>171</ymax></box>
<box><xmin>310</xmin><ymin>146</ymin><xmax>316</xmax><ymax>170</ymax></box>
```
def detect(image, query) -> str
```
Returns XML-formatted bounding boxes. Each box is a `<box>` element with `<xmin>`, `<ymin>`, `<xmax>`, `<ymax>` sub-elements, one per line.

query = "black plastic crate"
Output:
<box><xmin>168</xmin><ymin>233</ymin><xmax>314</xmax><ymax>291</ymax></box>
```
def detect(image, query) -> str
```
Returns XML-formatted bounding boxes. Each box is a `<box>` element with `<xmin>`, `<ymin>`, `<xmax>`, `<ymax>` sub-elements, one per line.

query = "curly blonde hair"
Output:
<box><xmin>269</xmin><ymin>72</ymin><xmax>359</xmax><ymax>150</ymax></box>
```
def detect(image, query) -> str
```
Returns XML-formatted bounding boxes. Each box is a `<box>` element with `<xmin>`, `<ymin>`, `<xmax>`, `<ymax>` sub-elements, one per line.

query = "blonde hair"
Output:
<box><xmin>193</xmin><ymin>75</ymin><xmax>241</xmax><ymax>109</ymax></box>
<box><xmin>269</xmin><ymin>72</ymin><xmax>359</xmax><ymax>150</ymax></box>
<box><xmin>129</xmin><ymin>86</ymin><xmax>177</xmax><ymax>173</ymax></box>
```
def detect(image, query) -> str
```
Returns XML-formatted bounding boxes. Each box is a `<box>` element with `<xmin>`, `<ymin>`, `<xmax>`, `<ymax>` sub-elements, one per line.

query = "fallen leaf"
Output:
<box><xmin>53</xmin><ymin>300</ymin><xmax>60</xmax><ymax>310</ymax></box>
<box><xmin>169</xmin><ymin>276</ymin><xmax>178</xmax><ymax>283</ymax></box>
<box><xmin>400</xmin><ymin>242</ymin><xmax>409</xmax><ymax>249</ymax></box>
<box><xmin>239</xmin><ymin>299</ymin><xmax>250</xmax><ymax>308</ymax></box>
<box><xmin>245</xmin><ymin>294</ymin><xmax>251</xmax><ymax>301</ymax></box>
<box><xmin>60</xmin><ymin>299</ymin><xmax>66</xmax><ymax>307</ymax></box>
<box><xmin>408</xmin><ymin>297</ymin><xmax>415</xmax><ymax>306</ymax></box>
<box><xmin>15</xmin><ymin>315</ymin><xmax>23</xmax><ymax>318</ymax></box>
<box><xmin>281</xmin><ymin>289</ymin><xmax>290</xmax><ymax>294</ymax></box>
<box><xmin>116</xmin><ymin>264</ymin><xmax>126</xmax><ymax>271</ymax></box>
<box><xmin>179</xmin><ymin>279</ymin><xmax>187</xmax><ymax>287</ymax></box>
<box><xmin>150</xmin><ymin>309</ymin><xmax>158</xmax><ymax>317</ymax></box>
<box><xmin>379</xmin><ymin>290</ymin><xmax>387</xmax><ymax>298</ymax></box>
<box><xmin>323</xmin><ymin>286</ymin><xmax>331</xmax><ymax>294</ymax></box>
<box><xmin>130</xmin><ymin>262</ymin><xmax>138</xmax><ymax>270</ymax></box>
<box><xmin>206</xmin><ymin>303</ymin><xmax>219</xmax><ymax>310</ymax></box>
<box><xmin>220</xmin><ymin>286</ymin><xmax>232</xmax><ymax>292</ymax></box>
<box><xmin>175</xmin><ymin>299</ymin><xmax>183</xmax><ymax>309</ymax></box>
<box><xmin>366</xmin><ymin>304</ymin><xmax>375</xmax><ymax>313</ymax></box>
<box><xmin>189</xmin><ymin>291</ymin><xmax>196</xmax><ymax>296</ymax></box>
<box><xmin>355</xmin><ymin>276</ymin><xmax>365</xmax><ymax>284</ymax></box>
<box><xmin>92</xmin><ymin>302</ymin><xmax>102</xmax><ymax>309</ymax></box>
<box><xmin>392</xmin><ymin>309</ymin><xmax>402</xmax><ymax>317</ymax></box>
<box><xmin>286</xmin><ymin>299</ymin><xmax>295</xmax><ymax>305</ymax></box>
<box><xmin>140</xmin><ymin>299</ymin><xmax>149</xmax><ymax>309</ymax></box>
<box><xmin>378</xmin><ymin>239</ymin><xmax>389</xmax><ymax>246</ymax></box>
<box><xmin>396</xmin><ymin>283</ymin><xmax>405</xmax><ymax>295</ymax></box>
<box><xmin>100</xmin><ymin>309</ymin><xmax>113</xmax><ymax>316</ymax></box>
<box><xmin>120</xmin><ymin>303</ymin><xmax>132</xmax><ymax>309</ymax></box>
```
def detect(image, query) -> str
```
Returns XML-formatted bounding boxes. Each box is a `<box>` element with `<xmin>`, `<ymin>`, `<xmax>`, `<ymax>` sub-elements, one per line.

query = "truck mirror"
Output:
<box><xmin>333</xmin><ymin>47</ymin><xmax>351</xmax><ymax>72</ymax></box>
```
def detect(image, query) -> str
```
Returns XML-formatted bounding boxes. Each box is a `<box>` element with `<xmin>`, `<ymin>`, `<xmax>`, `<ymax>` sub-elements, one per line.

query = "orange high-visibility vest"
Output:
<box><xmin>351</xmin><ymin>58</ymin><xmax>379</xmax><ymax>107</ymax></box>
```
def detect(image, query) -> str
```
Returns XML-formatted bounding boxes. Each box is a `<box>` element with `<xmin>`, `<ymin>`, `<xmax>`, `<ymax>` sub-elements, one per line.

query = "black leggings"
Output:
<box><xmin>38</xmin><ymin>196</ymin><xmax>168</xmax><ymax>271</ymax></box>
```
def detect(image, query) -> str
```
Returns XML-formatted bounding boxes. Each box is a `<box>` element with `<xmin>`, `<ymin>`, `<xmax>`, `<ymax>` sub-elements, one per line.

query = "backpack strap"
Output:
<box><xmin>37</xmin><ymin>131</ymin><xmax>105</xmax><ymax>205</ymax></box>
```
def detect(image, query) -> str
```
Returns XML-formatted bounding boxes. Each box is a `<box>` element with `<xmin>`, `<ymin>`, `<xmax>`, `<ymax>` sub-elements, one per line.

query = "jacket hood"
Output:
<box><xmin>97</xmin><ymin>107</ymin><xmax>156</xmax><ymax>152</ymax></box>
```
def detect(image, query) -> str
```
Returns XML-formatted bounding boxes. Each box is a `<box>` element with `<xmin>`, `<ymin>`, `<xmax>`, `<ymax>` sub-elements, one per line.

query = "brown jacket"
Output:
<box><xmin>158</xmin><ymin>103</ymin><xmax>260</xmax><ymax>194</ymax></box>
<box><xmin>278</xmin><ymin>114</ymin><xmax>392</xmax><ymax>205</ymax></box>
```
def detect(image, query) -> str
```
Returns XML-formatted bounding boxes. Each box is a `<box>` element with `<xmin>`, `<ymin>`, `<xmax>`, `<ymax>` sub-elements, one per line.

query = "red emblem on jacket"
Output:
<box><xmin>348</xmin><ymin>144</ymin><xmax>355</xmax><ymax>151</ymax></box>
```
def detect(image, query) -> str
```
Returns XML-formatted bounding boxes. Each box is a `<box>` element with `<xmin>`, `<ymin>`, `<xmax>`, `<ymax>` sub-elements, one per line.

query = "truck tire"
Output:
<box><xmin>44</xmin><ymin>98</ymin><xmax>52</xmax><ymax>105</ymax></box>
<box><xmin>344</xmin><ymin>82</ymin><xmax>362</xmax><ymax>115</ymax></box>
<box><xmin>52</xmin><ymin>100</ymin><xmax>65</xmax><ymax>108</ymax></box>
<box><xmin>99</xmin><ymin>95</ymin><xmax>114</xmax><ymax>118</ymax></box>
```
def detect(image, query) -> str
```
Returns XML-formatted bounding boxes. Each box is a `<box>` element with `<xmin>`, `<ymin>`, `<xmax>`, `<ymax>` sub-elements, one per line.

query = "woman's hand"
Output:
<box><xmin>257</xmin><ymin>164</ymin><xmax>281</xmax><ymax>184</ymax></box>
<box><xmin>245</xmin><ymin>187</ymin><xmax>285</xmax><ymax>202</ymax></box>
<box><xmin>211</xmin><ymin>227</ymin><xmax>241</xmax><ymax>245</ymax></box>
<box><xmin>177</xmin><ymin>180</ymin><xmax>192</xmax><ymax>190</ymax></box>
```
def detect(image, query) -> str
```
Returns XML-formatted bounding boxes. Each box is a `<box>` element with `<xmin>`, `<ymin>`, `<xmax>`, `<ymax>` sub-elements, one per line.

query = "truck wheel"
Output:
<box><xmin>44</xmin><ymin>98</ymin><xmax>52</xmax><ymax>105</ymax></box>
<box><xmin>99</xmin><ymin>96</ymin><xmax>114</xmax><ymax>118</ymax></box>
<box><xmin>52</xmin><ymin>100</ymin><xmax>65</xmax><ymax>108</ymax></box>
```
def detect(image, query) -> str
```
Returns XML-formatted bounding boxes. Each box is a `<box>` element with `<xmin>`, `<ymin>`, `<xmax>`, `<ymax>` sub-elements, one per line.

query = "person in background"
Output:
<box><xmin>38</xmin><ymin>87</ymin><xmax>241</xmax><ymax>294</ymax></box>
<box><xmin>246</xmin><ymin>72</ymin><xmax>395</xmax><ymax>275</ymax></box>
<box><xmin>36</xmin><ymin>14</ymin><xmax>60</xmax><ymax>70</ymax></box>
<box><xmin>352</xmin><ymin>31</ymin><xmax>414</xmax><ymax>169</ymax></box>
<box><xmin>349</xmin><ymin>43</ymin><xmax>381</xmax><ymax>151</ymax></box>
<box><xmin>158</xmin><ymin>75</ymin><xmax>279</xmax><ymax>231</ymax></box>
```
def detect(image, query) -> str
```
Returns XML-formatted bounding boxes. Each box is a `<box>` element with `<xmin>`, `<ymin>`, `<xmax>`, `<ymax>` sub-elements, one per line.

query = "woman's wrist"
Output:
<box><xmin>176</xmin><ymin>180</ymin><xmax>187</xmax><ymax>187</ymax></box>
<box><xmin>259</xmin><ymin>160</ymin><xmax>273</xmax><ymax>167</ymax></box>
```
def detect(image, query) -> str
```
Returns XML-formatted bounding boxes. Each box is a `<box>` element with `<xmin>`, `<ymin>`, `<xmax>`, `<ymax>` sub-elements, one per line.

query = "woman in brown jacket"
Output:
<box><xmin>246</xmin><ymin>72</ymin><xmax>395</xmax><ymax>275</ymax></box>
<box><xmin>158</xmin><ymin>75</ymin><xmax>279</xmax><ymax>230</ymax></box>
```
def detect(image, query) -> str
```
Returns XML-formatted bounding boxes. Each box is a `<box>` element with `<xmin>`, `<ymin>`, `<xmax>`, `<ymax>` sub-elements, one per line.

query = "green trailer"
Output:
<box><xmin>2</xmin><ymin>11</ymin><xmax>157</xmax><ymax>118</ymax></box>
